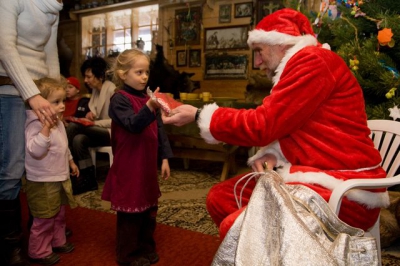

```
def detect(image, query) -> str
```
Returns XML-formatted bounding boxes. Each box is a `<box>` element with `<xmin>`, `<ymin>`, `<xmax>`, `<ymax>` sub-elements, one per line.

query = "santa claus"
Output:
<box><xmin>162</xmin><ymin>8</ymin><xmax>388</xmax><ymax>240</ymax></box>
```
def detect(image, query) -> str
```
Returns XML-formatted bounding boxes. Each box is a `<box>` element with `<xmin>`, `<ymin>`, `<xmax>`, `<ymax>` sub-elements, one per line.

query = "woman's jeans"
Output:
<box><xmin>0</xmin><ymin>96</ymin><xmax>25</xmax><ymax>200</ymax></box>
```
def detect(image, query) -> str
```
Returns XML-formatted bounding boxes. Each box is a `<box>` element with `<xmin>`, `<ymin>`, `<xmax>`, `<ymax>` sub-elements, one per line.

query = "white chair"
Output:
<box><xmin>89</xmin><ymin>146</ymin><xmax>113</xmax><ymax>176</ymax></box>
<box><xmin>329</xmin><ymin>119</ymin><xmax>400</xmax><ymax>265</ymax></box>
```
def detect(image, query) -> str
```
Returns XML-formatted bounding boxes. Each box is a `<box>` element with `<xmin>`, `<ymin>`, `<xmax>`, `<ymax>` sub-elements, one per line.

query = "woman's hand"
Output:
<box><xmin>28</xmin><ymin>94</ymin><xmax>57</xmax><ymax>126</ymax></box>
<box><xmin>86</xmin><ymin>111</ymin><xmax>95</xmax><ymax>121</ymax></box>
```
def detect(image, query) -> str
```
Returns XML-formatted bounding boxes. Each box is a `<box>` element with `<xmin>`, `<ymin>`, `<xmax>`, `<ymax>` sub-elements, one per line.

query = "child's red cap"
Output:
<box><xmin>66</xmin><ymin>77</ymin><xmax>81</xmax><ymax>90</ymax></box>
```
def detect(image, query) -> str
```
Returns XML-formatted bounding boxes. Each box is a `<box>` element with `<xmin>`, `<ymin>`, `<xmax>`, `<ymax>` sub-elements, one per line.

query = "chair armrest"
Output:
<box><xmin>328</xmin><ymin>174</ymin><xmax>400</xmax><ymax>215</ymax></box>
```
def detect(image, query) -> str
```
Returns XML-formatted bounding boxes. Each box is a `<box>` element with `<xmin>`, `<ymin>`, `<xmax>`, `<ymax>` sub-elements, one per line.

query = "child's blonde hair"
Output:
<box><xmin>34</xmin><ymin>77</ymin><xmax>65</xmax><ymax>99</ymax></box>
<box><xmin>112</xmin><ymin>48</ymin><xmax>150</xmax><ymax>89</ymax></box>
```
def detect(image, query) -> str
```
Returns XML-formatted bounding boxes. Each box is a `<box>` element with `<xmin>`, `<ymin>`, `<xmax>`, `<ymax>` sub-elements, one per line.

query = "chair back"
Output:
<box><xmin>367</xmin><ymin>120</ymin><xmax>400</xmax><ymax>177</ymax></box>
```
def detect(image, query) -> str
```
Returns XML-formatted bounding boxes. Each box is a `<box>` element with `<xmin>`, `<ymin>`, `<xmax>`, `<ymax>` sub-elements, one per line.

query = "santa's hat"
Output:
<box><xmin>66</xmin><ymin>77</ymin><xmax>81</xmax><ymax>90</ymax></box>
<box><xmin>247</xmin><ymin>8</ymin><xmax>322</xmax><ymax>48</ymax></box>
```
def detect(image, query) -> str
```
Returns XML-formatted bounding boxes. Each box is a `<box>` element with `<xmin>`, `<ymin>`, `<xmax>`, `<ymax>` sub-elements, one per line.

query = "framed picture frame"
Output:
<box><xmin>219</xmin><ymin>4</ymin><xmax>232</xmax><ymax>23</ymax></box>
<box><xmin>188</xmin><ymin>49</ymin><xmax>201</xmax><ymax>67</ymax></box>
<box><xmin>234</xmin><ymin>2</ymin><xmax>253</xmax><ymax>18</ymax></box>
<box><xmin>257</xmin><ymin>0</ymin><xmax>284</xmax><ymax>24</ymax></box>
<box><xmin>204</xmin><ymin>25</ymin><xmax>249</xmax><ymax>51</ymax></box>
<box><xmin>204</xmin><ymin>54</ymin><xmax>248</xmax><ymax>80</ymax></box>
<box><xmin>176</xmin><ymin>50</ymin><xmax>187</xmax><ymax>67</ymax></box>
<box><xmin>174</xmin><ymin>7</ymin><xmax>202</xmax><ymax>46</ymax></box>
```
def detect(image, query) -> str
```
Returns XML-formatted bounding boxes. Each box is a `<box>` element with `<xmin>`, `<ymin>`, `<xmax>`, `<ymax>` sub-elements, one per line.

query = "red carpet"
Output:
<box><xmin>20</xmin><ymin>193</ymin><xmax>221</xmax><ymax>266</ymax></box>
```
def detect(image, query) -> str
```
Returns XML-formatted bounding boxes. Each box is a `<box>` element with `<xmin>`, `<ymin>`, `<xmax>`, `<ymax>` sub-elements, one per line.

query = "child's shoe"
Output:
<box><xmin>144</xmin><ymin>252</ymin><xmax>159</xmax><ymax>264</ymax></box>
<box><xmin>52</xmin><ymin>242</ymin><xmax>74</xmax><ymax>253</ymax></box>
<box><xmin>129</xmin><ymin>257</ymin><xmax>150</xmax><ymax>266</ymax></box>
<box><xmin>29</xmin><ymin>252</ymin><xmax>60</xmax><ymax>265</ymax></box>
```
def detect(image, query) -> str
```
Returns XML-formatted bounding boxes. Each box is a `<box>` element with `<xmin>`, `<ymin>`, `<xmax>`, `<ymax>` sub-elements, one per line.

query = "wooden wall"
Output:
<box><xmin>157</xmin><ymin>0</ymin><xmax>261</xmax><ymax>100</ymax></box>
<box><xmin>61</xmin><ymin>0</ymin><xmax>319</xmax><ymax>99</ymax></box>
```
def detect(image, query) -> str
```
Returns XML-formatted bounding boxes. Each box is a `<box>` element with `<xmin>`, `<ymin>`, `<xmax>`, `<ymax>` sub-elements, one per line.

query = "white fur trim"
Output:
<box><xmin>247</xmin><ymin>30</ymin><xmax>317</xmax><ymax>47</ymax></box>
<box><xmin>277</xmin><ymin>164</ymin><xmax>390</xmax><ymax>208</ymax></box>
<box><xmin>322</xmin><ymin>43</ymin><xmax>331</xmax><ymax>50</ymax></box>
<box><xmin>198</xmin><ymin>103</ymin><xmax>220</xmax><ymax>144</ymax></box>
<box><xmin>247</xmin><ymin>141</ymin><xmax>288</xmax><ymax>167</ymax></box>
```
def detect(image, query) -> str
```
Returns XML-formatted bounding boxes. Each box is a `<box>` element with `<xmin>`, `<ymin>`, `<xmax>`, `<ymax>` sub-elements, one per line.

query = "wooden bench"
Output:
<box><xmin>167</xmin><ymin>134</ymin><xmax>238</xmax><ymax>181</ymax></box>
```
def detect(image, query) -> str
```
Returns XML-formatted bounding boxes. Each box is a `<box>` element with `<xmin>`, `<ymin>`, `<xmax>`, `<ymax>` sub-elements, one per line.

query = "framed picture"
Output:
<box><xmin>176</xmin><ymin>50</ymin><xmax>187</xmax><ymax>67</ymax></box>
<box><xmin>188</xmin><ymin>49</ymin><xmax>201</xmax><ymax>67</ymax></box>
<box><xmin>219</xmin><ymin>4</ymin><xmax>232</xmax><ymax>23</ymax></box>
<box><xmin>204</xmin><ymin>25</ymin><xmax>249</xmax><ymax>51</ymax></box>
<box><xmin>234</xmin><ymin>2</ymin><xmax>253</xmax><ymax>18</ymax></box>
<box><xmin>174</xmin><ymin>7</ymin><xmax>202</xmax><ymax>46</ymax></box>
<box><xmin>204</xmin><ymin>54</ymin><xmax>248</xmax><ymax>80</ymax></box>
<box><xmin>257</xmin><ymin>0</ymin><xmax>284</xmax><ymax>24</ymax></box>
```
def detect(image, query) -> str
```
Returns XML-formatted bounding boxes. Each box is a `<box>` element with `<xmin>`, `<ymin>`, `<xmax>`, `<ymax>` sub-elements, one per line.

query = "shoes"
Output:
<box><xmin>52</xmin><ymin>242</ymin><xmax>74</xmax><ymax>253</ymax></box>
<box><xmin>144</xmin><ymin>252</ymin><xmax>159</xmax><ymax>264</ymax></box>
<box><xmin>65</xmin><ymin>228</ymin><xmax>73</xmax><ymax>238</ymax></box>
<box><xmin>129</xmin><ymin>257</ymin><xmax>150</xmax><ymax>266</ymax></box>
<box><xmin>70</xmin><ymin>166</ymin><xmax>98</xmax><ymax>195</ymax></box>
<box><xmin>29</xmin><ymin>253</ymin><xmax>60</xmax><ymax>266</ymax></box>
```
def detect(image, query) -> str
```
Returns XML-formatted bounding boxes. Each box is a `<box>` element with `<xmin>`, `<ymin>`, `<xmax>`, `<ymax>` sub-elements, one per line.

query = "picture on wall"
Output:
<box><xmin>176</xmin><ymin>50</ymin><xmax>187</xmax><ymax>67</ymax></box>
<box><xmin>219</xmin><ymin>4</ymin><xmax>232</xmax><ymax>23</ymax></box>
<box><xmin>188</xmin><ymin>49</ymin><xmax>201</xmax><ymax>67</ymax></box>
<box><xmin>257</xmin><ymin>0</ymin><xmax>284</xmax><ymax>23</ymax></box>
<box><xmin>204</xmin><ymin>53</ymin><xmax>248</xmax><ymax>80</ymax></box>
<box><xmin>234</xmin><ymin>2</ymin><xmax>253</xmax><ymax>18</ymax></box>
<box><xmin>175</xmin><ymin>7</ymin><xmax>202</xmax><ymax>46</ymax></box>
<box><xmin>204</xmin><ymin>25</ymin><xmax>249</xmax><ymax>51</ymax></box>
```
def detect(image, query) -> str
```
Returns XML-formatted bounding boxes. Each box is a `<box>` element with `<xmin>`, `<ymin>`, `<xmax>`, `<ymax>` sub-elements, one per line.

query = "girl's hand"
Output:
<box><xmin>70</xmin><ymin>161</ymin><xmax>80</xmax><ymax>177</ymax></box>
<box><xmin>146</xmin><ymin>87</ymin><xmax>161</xmax><ymax>112</ymax></box>
<box><xmin>161</xmin><ymin>159</ymin><xmax>170</xmax><ymax>180</ymax></box>
<box><xmin>40</xmin><ymin>119</ymin><xmax>53</xmax><ymax>137</ymax></box>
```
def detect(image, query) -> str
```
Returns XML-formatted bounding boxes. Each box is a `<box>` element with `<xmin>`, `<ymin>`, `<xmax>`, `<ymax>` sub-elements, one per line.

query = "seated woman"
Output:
<box><xmin>66</xmin><ymin>57</ymin><xmax>116</xmax><ymax>195</ymax></box>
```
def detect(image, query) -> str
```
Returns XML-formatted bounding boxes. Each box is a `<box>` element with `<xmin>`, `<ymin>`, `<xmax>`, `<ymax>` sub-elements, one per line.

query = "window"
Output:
<box><xmin>81</xmin><ymin>4</ymin><xmax>158</xmax><ymax>59</ymax></box>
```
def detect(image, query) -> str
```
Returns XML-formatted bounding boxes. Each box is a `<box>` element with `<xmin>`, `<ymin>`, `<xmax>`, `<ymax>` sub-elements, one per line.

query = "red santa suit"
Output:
<box><xmin>201</xmin><ymin>8</ymin><xmax>388</xmax><ymax>239</ymax></box>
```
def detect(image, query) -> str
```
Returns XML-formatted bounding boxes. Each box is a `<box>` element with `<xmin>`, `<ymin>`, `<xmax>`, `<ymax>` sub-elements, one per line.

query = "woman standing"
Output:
<box><xmin>66</xmin><ymin>57</ymin><xmax>116</xmax><ymax>195</ymax></box>
<box><xmin>0</xmin><ymin>1</ymin><xmax>63</xmax><ymax>265</ymax></box>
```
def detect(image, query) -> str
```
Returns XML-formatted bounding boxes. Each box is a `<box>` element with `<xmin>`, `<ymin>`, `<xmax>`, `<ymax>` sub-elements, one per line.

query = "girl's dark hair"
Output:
<box><xmin>80</xmin><ymin>57</ymin><xmax>109</xmax><ymax>81</ymax></box>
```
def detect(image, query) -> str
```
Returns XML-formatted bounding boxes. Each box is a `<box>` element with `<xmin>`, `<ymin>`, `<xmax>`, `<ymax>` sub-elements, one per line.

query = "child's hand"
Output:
<box><xmin>70</xmin><ymin>161</ymin><xmax>80</xmax><ymax>177</ymax></box>
<box><xmin>146</xmin><ymin>87</ymin><xmax>161</xmax><ymax>111</ymax></box>
<box><xmin>40</xmin><ymin>119</ymin><xmax>53</xmax><ymax>137</ymax></box>
<box><xmin>161</xmin><ymin>159</ymin><xmax>170</xmax><ymax>180</ymax></box>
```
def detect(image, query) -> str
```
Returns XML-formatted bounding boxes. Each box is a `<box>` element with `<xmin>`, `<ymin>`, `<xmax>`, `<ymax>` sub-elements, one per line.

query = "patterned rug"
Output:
<box><xmin>74</xmin><ymin>160</ymin><xmax>221</xmax><ymax>237</ymax></box>
<box><xmin>74</xmin><ymin>160</ymin><xmax>400</xmax><ymax>265</ymax></box>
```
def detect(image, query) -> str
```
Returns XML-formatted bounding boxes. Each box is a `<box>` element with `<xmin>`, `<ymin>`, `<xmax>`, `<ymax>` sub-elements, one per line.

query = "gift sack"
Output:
<box><xmin>212</xmin><ymin>171</ymin><xmax>378</xmax><ymax>266</ymax></box>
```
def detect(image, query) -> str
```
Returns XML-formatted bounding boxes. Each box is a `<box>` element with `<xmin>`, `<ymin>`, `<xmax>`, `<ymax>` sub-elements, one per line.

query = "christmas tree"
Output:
<box><xmin>292</xmin><ymin>0</ymin><xmax>400</xmax><ymax>120</ymax></box>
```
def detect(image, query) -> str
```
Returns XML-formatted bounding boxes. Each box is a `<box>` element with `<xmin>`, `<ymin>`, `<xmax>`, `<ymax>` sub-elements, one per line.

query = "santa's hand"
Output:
<box><xmin>162</xmin><ymin>104</ymin><xmax>197</xmax><ymax>126</ymax></box>
<box><xmin>251</xmin><ymin>153</ymin><xmax>277</xmax><ymax>172</ymax></box>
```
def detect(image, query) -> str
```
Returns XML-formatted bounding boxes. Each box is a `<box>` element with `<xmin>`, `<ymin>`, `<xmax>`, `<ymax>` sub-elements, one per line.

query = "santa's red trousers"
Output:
<box><xmin>206</xmin><ymin>172</ymin><xmax>380</xmax><ymax>240</ymax></box>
